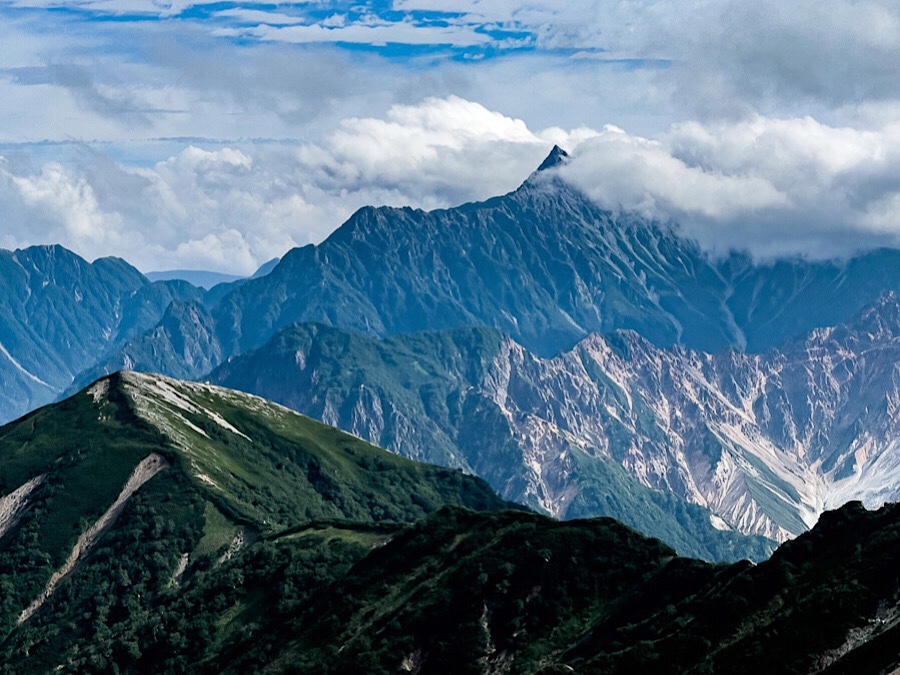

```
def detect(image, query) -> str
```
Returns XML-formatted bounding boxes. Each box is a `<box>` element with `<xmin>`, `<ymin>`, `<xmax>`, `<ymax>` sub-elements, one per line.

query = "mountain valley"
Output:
<box><xmin>4</xmin><ymin>149</ymin><xmax>900</xmax><ymax>670</ymax></box>
<box><xmin>207</xmin><ymin>291</ymin><xmax>900</xmax><ymax>548</ymax></box>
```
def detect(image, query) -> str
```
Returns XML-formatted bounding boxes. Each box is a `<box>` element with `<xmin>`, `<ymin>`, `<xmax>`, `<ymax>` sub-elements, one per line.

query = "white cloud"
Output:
<box><xmin>1</xmin><ymin>96</ymin><xmax>899</xmax><ymax>274</ymax></box>
<box><xmin>10</xmin><ymin>162</ymin><xmax>117</xmax><ymax>243</ymax></box>
<box><xmin>0</xmin><ymin>97</ymin><xmax>563</xmax><ymax>273</ymax></box>
<box><xmin>395</xmin><ymin>0</ymin><xmax>900</xmax><ymax>121</ymax></box>
<box><xmin>311</xmin><ymin>96</ymin><xmax>545</xmax><ymax>200</ymax></box>
<box><xmin>637</xmin><ymin>0</ymin><xmax>900</xmax><ymax>118</ymax></box>
<box><xmin>560</xmin><ymin>116</ymin><xmax>900</xmax><ymax>258</ymax></box>
<box><xmin>561</xmin><ymin>126</ymin><xmax>789</xmax><ymax>220</ymax></box>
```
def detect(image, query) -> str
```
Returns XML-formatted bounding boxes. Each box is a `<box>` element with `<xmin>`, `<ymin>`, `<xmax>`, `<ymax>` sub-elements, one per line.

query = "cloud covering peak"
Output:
<box><xmin>0</xmin><ymin>97</ymin><xmax>898</xmax><ymax>271</ymax></box>
<box><xmin>559</xmin><ymin>116</ymin><xmax>900</xmax><ymax>258</ymax></box>
<box><xmin>0</xmin><ymin>2</ymin><xmax>897</xmax><ymax>270</ymax></box>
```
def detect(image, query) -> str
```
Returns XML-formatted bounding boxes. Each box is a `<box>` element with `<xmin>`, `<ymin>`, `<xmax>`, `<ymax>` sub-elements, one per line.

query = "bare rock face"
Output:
<box><xmin>210</xmin><ymin>293</ymin><xmax>900</xmax><ymax>545</ymax></box>
<box><xmin>478</xmin><ymin>293</ymin><xmax>900</xmax><ymax>542</ymax></box>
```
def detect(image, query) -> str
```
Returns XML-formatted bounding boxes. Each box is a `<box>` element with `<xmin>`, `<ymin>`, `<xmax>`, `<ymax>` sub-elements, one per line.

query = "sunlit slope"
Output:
<box><xmin>0</xmin><ymin>371</ymin><xmax>511</xmax><ymax>669</ymax></box>
<box><xmin>209</xmin><ymin>322</ymin><xmax>775</xmax><ymax>562</ymax></box>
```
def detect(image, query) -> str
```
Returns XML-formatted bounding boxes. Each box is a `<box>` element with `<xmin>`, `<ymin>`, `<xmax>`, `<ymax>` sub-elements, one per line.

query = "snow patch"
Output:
<box><xmin>0</xmin><ymin>341</ymin><xmax>51</xmax><ymax>388</ymax></box>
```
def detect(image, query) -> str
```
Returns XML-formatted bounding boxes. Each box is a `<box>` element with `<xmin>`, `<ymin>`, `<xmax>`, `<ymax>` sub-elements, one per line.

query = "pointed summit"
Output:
<box><xmin>536</xmin><ymin>145</ymin><xmax>569</xmax><ymax>172</ymax></box>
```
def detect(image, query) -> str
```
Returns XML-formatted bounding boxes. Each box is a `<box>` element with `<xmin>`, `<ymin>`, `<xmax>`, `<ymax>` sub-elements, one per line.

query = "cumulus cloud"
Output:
<box><xmin>0</xmin><ymin>97</ymin><xmax>565</xmax><ymax>273</ymax></box>
<box><xmin>559</xmin><ymin>116</ymin><xmax>900</xmax><ymax>258</ymax></box>
<box><xmin>301</xmin><ymin>96</ymin><xmax>548</xmax><ymax>204</ymax></box>
<box><xmin>1</xmin><ymin>96</ymin><xmax>899</xmax><ymax>273</ymax></box>
<box><xmin>561</xmin><ymin>126</ymin><xmax>789</xmax><ymax>219</ymax></box>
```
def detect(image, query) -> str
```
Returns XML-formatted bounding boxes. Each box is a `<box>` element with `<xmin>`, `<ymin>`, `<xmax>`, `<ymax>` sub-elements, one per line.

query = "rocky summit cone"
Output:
<box><xmin>535</xmin><ymin>143</ymin><xmax>570</xmax><ymax>172</ymax></box>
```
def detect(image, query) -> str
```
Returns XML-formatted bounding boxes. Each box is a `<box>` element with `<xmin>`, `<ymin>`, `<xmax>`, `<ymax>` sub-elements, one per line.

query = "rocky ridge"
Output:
<box><xmin>210</xmin><ymin>293</ymin><xmax>900</xmax><ymax>543</ymax></box>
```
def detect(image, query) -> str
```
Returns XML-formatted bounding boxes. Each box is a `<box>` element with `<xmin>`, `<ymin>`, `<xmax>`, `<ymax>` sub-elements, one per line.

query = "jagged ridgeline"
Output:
<box><xmin>2</xmin><ymin>375</ymin><xmax>900</xmax><ymax>672</ymax></box>
<box><xmin>208</xmin><ymin>322</ymin><xmax>776</xmax><ymax>563</ymax></box>
<box><xmin>0</xmin><ymin>372</ymin><xmax>511</xmax><ymax>671</ymax></box>
<box><xmin>0</xmin><ymin>245</ymin><xmax>205</xmax><ymax>423</ymax></box>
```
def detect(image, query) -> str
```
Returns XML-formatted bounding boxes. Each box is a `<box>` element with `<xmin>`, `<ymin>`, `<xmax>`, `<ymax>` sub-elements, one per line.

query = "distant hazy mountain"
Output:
<box><xmin>250</xmin><ymin>256</ymin><xmax>280</xmax><ymax>278</ymax></box>
<box><xmin>0</xmin><ymin>245</ymin><xmax>201</xmax><ymax>422</ymax></box>
<box><xmin>145</xmin><ymin>269</ymin><xmax>245</xmax><ymax>289</ymax></box>
<box><xmin>144</xmin><ymin>257</ymin><xmax>280</xmax><ymax>291</ymax></box>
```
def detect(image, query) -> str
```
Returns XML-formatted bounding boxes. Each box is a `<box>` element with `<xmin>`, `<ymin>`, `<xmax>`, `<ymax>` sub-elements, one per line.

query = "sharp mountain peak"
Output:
<box><xmin>535</xmin><ymin>144</ymin><xmax>570</xmax><ymax>172</ymax></box>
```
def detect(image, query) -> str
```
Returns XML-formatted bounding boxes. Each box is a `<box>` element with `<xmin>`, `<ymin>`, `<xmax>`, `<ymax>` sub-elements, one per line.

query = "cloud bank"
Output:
<box><xmin>0</xmin><ymin>97</ymin><xmax>898</xmax><ymax>273</ymax></box>
<box><xmin>560</xmin><ymin>117</ymin><xmax>900</xmax><ymax>258</ymax></box>
<box><xmin>0</xmin><ymin>98</ymin><xmax>556</xmax><ymax>273</ymax></box>
<box><xmin>2</xmin><ymin>0</ymin><xmax>898</xmax><ymax>147</ymax></box>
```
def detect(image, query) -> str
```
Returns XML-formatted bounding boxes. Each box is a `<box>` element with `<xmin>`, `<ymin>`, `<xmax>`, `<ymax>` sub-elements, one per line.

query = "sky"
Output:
<box><xmin>0</xmin><ymin>1</ymin><xmax>898</xmax><ymax>273</ymax></box>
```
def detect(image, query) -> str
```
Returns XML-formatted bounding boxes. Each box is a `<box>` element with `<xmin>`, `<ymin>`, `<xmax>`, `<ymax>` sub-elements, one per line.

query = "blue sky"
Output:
<box><xmin>0</xmin><ymin>1</ymin><xmax>898</xmax><ymax>272</ymax></box>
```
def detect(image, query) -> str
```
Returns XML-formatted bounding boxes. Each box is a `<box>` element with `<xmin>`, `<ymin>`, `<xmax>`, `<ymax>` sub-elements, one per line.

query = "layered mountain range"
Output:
<box><xmin>206</xmin><ymin>292</ymin><xmax>900</xmax><ymax>545</ymax></box>
<box><xmin>4</xmin><ymin>148</ymin><xmax>900</xmax><ymax>555</ymax></box>
<box><xmin>0</xmin><ymin>245</ymin><xmax>203</xmax><ymax>421</ymax></box>
<box><xmin>2</xmin><ymin>375</ymin><xmax>900</xmax><ymax>673</ymax></box>
<box><xmin>60</xmin><ymin>149</ymin><xmax>900</xmax><ymax>391</ymax></box>
<box><xmin>7</xmin><ymin>146</ymin><xmax>900</xmax><ymax>670</ymax></box>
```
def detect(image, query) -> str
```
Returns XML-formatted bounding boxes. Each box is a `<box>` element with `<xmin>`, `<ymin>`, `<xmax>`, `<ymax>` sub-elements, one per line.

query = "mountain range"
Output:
<box><xmin>1</xmin><ymin>375</ymin><xmax>899</xmax><ymax>673</ymax></box>
<box><xmin>5</xmin><ymin>145</ymin><xmax>900</xmax><ymax>669</ymax></box>
<box><xmin>51</xmin><ymin>148</ymin><xmax>900</xmax><ymax>394</ymax></box>
<box><xmin>0</xmin><ymin>244</ymin><xmax>202</xmax><ymax>422</ymax></box>
<box><xmin>207</xmin><ymin>293</ymin><xmax>900</xmax><ymax>546</ymax></box>
<box><xmin>4</xmin><ymin>148</ymin><xmax>900</xmax><ymax>554</ymax></box>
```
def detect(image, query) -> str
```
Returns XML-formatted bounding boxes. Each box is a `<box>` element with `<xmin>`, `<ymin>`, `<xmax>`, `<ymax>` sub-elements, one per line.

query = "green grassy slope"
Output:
<box><xmin>0</xmin><ymin>372</ymin><xmax>514</xmax><ymax>671</ymax></box>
